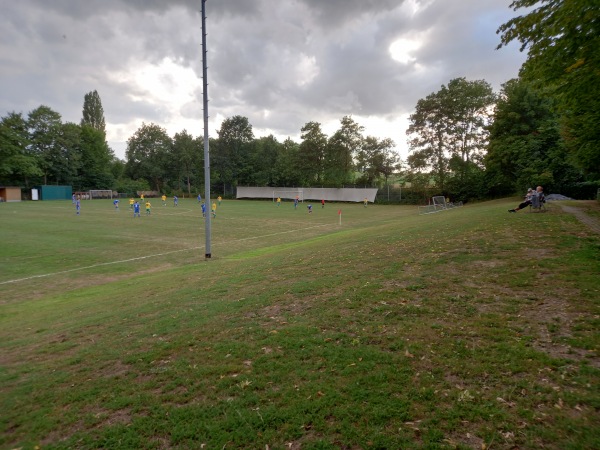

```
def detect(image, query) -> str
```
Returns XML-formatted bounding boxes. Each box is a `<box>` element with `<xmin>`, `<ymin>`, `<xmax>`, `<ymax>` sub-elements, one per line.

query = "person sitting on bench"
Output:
<box><xmin>509</xmin><ymin>186</ymin><xmax>543</xmax><ymax>212</ymax></box>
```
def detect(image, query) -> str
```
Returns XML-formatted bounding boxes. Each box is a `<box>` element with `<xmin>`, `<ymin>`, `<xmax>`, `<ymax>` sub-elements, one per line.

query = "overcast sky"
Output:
<box><xmin>0</xmin><ymin>0</ymin><xmax>526</xmax><ymax>160</ymax></box>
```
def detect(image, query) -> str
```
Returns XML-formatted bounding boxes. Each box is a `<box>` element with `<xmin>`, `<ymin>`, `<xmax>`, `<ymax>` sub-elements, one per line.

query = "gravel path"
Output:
<box><xmin>560</xmin><ymin>205</ymin><xmax>600</xmax><ymax>234</ymax></box>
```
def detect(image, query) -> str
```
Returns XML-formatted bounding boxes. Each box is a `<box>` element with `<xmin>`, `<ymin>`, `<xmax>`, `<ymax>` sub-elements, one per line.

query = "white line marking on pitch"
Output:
<box><xmin>0</xmin><ymin>223</ymin><xmax>334</xmax><ymax>285</ymax></box>
<box><xmin>0</xmin><ymin>247</ymin><xmax>203</xmax><ymax>285</ymax></box>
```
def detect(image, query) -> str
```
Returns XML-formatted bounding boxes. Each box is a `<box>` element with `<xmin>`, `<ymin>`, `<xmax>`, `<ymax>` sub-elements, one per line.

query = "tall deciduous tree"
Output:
<box><xmin>274</xmin><ymin>138</ymin><xmax>302</xmax><ymax>187</ymax></box>
<box><xmin>125</xmin><ymin>122</ymin><xmax>172</xmax><ymax>192</ymax></box>
<box><xmin>79</xmin><ymin>125</ymin><xmax>115</xmax><ymax>189</ymax></box>
<box><xmin>81</xmin><ymin>90</ymin><xmax>106</xmax><ymax>135</ymax></box>
<box><xmin>172</xmin><ymin>130</ymin><xmax>198</xmax><ymax>194</ymax></box>
<box><xmin>407</xmin><ymin>89</ymin><xmax>450</xmax><ymax>190</ymax></box>
<box><xmin>406</xmin><ymin>78</ymin><xmax>495</xmax><ymax>193</ymax></box>
<box><xmin>325</xmin><ymin>116</ymin><xmax>364</xmax><ymax>186</ymax></box>
<box><xmin>253</xmin><ymin>135</ymin><xmax>281</xmax><ymax>186</ymax></box>
<box><xmin>377</xmin><ymin>139</ymin><xmax>402</xmax><ymax>186</ymax></box>
<box><xmin>485</xmin><ymin>78</ymin><xmax>577</xmax><ymax>195</ymax></box>
<box><xmin>27</xmin><ymin>105</ymin><xmax>63</xmax><ymax>185</ymax></box>
<box><xmin>497</xmin><ymin>0</ymin><xmax>600</xmax><ymax>177</ymax></box>
<box><xmin>445</xmin><ymin>78</ymin><xmax>496</xmax><ymax>165</ymax></box>
<box><xmin>55</xmin><ymin>122</ymin><xmax>83</xmax><ymax>185</ymax></box>
<box><xmin>215</xmin><ymin>115</ymin><xmax>254</xmax><ymax>187</ymax></box>
<box><xmin>356</xmin><ymin>137</ymin><xmax>400</xmax><ymax>187</ymax></box>
<box><xmin>0</xmin><ymin>112</ymin><xmax>41</xmax><ymax>186</ymax></box>
<box><xmin>297</xmin><ymin>121</ymin><xmax>327</xmax><ymax>185</ymax></box>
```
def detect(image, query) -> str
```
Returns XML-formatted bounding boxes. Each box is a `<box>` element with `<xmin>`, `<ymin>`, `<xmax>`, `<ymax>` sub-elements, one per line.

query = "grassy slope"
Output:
<box><xmin>0</xmin><ymin>199</ymin><xmax>598</xmax><ymax>449</ymax></box>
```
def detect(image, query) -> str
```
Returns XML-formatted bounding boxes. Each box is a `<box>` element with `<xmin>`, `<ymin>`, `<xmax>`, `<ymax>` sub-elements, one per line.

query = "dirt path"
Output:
<box><xmin>559</xmin><ymin>204</ymin><xmax>600</xmax><ymax>234</ymax></box>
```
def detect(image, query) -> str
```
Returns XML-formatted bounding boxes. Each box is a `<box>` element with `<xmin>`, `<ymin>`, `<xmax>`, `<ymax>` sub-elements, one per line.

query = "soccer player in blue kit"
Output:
<box><xmin>133</xmin><ymin>200</ymin><xmax>141</xmax><ymax>218</ymax></box>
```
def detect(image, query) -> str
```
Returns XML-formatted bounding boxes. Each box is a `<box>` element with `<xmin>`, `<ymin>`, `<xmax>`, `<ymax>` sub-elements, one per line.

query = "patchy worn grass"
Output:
<box><xmin>0</xmin><ymin>198</ymin><xmax>598</xmax><ymax>449</ymax></box>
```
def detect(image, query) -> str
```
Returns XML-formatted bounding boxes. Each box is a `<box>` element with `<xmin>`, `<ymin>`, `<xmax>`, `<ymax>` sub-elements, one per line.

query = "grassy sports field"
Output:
<box><xmin>1</xmin><ymin>198</ymin><xmax>598</xmax><ymax>449</ymax></box>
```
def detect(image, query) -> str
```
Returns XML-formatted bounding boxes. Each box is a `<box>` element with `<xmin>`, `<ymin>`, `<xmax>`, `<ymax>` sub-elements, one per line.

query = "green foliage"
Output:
<box><xmin>497</xmin><ymin>0</ymin><xmax>600</xmax><ymax>177</ymax></box>
<box><xmin>27</xmin><ymin>105</ymin><xmax>63</xmax><ymax>185</ymax></box>
<box><xmin>214</xmin><ymin>115</ymin><xmax>255</xmax><ymax>187</ymax></box>
<box><xmin>114</xmin><ymin>176</ymin><xmax>151</xmax><ymax>196</ymax></box>
<box><xmin>356</xmin><ymin>136</ymin><xmax>400</xmax><ymax>187</ymax></box>
<box><xmin>0</xmin><ymin>112</ymin><xmax>41</xmax><ymax>185</ymax></box>
<box><xmin>109</xmin><ymin>159</ymin><xmax>125</xmax><ymax>181</ymax></box>
<box><xmin>407</xmin><ymin>78</ymin><xmax>495</xmax><ymax>200</ymax></box>
<box><xmin>171</xmin><ymin>129</ymin><xmax>200</xmax><ymax>194</ymax></box>
<box><xmin>252</xmin><ymin>135</ymin><xmax>281</xmax><ymax>186</ymax></box>
<box><xmin>559</xmin><ymin>180</ymin><xmax>600</xmax><ymax>200</ymax></box>
<box><xmin>324</xmin><ymin>116</ymin><xmax>364</xmax><ymax>186</ymax></box>
<box><xmin>1</xmin><ymin>105</ymin><xmax>116</xmax><ymax>190</ymax></box>
<box><xmin>298</xmin><ymin>121</ymin><xmax>327</xmax><ymax>185</ymax></box>
<box><xmin>125</xmin><ymin>122</ymin><xmax>172</xmax><ymax>191</ymax></box>
<box><xmin>80</xmin><ymin>90</ymin><xmax>106</xmax><ymax>135</ymax></box>
<box><xmin>274</xmin><ymin>138</ymin><xmax>302</xmax><ymax>187</ymax></box>
<box><xmin>79</xmin><ymin>125</ymin><xmax>115</xmax><ymax>190</ymax></box>
<box><xmin>485</xmin><ymin>78</ymin><xmax>578</xmax><ymax>196</ymax></box>
<box><xmin>55</xmin><ymin>122</ymin><xmax>83</xmax><ymax>185</ymax></box>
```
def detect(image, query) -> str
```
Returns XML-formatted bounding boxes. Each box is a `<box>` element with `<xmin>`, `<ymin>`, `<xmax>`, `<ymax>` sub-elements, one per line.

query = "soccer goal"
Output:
<box><xmin>418</xmin><ymin>196</ymin><xmax>447</xmax><ymax>215</ymax></box>
<box><xmin>432</xmin><ymin>196</ymin><xmax>447</xmax><ymax>209</ymax></box>
<box><xmin>273</xmin><ymin>189</ymin><xmax>304</xmax><ymax>202</ymax></box>
<box><xmin>89</xmin><ymin>190</ymin><xmax>113</xmax><ymax>200</ymax></box>
<box><xmin>418</xmin><ymin>196</ymin><xmax>463</xmax><ymax>214</ymax></box>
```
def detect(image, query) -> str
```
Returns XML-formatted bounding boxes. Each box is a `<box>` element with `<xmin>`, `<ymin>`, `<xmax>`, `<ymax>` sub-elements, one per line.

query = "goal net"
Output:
<box><xmin>273</xmin><ymin>189</ymin><xmax>304</xmax><ymax>202</ymax></box>
<box><xmin>418</xmin><ymin>203</ymin><xmax>446</xmax><ymax>214</ymax></box>
<box><xmin>418</xmin><ymin>196</ymin><xmax>463</xmax><ymax>214</ymax></box>
<box><xmin>432</xmin><ymin>196</ymin><xmax>446</xmax><ymax>208</ymax></box>
<box><xmin>89</xmin><ymin>190</ymin><xmax>113</xmax><ymax>200</ymax></box>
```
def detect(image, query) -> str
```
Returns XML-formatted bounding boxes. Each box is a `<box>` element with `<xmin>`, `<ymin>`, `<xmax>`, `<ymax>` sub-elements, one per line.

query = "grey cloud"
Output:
<box><xmin>24</xmin><ymin>0</ymin><xmax>259</xmax><ymax>21</ymax></box>
<box><xmin>1</xmin><ymin>0</ymin><xmax>526</xmax><ymax>159</ymax></box>
<box><xmin>297</xmin><ymin>0</ymin><xmax>406</xmax><ymax>28</ymax></box>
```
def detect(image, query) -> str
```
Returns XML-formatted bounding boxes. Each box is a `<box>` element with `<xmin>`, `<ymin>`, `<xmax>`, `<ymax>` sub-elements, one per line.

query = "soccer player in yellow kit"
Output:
<box><xmin>145</xmin><ymin>201</ymin><xmax>152</xmax><ymax>215</ymax></box>
<box><xmin>276</xmin><ymin>197</ymin><xmax>281</xmax><ymax>207</ymax></box>
<box><xmin>211</xmin><ymin>202</ymin><xmax>217</xmax><ymax>218</ymax></box>
<box><xmin>129</xmin><ymin>198</ymin><xmax>134</xmax><ymax>209</ymax></box>
<box><xmin>161</xmin><ymin>194</ymin><xmax>167</xmax><ymax>206</ymax></box>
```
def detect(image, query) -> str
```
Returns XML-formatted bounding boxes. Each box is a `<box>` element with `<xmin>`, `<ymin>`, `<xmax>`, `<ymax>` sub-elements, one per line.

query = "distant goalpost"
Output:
<box><xmin>272</xmin><ymin>189</ymin><xmax>304</xmax><ymax>202</ymax></box>
<box><xmin>418</xmin><ymin>196</ymin><xmax>463</xmax><ymax>215</ymax></box>
<box><xmin>89</xmin><ymin>190</ymin><xmax>113</xmax><ymax>200</ymax></box>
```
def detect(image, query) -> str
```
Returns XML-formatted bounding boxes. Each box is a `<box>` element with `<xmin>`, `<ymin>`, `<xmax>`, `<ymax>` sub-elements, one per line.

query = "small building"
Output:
<box><xmin>32</xmin><ymin>185</ymin><xmax>73</xmax><ymax>201</ymax></box>
<box><xmin>0</xmin><ymin>186</ymin><xmax>22</xmax><ymax>202</ymax></box>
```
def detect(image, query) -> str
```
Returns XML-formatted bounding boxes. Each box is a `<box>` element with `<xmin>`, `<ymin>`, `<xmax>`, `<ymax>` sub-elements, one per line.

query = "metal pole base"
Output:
<box><xmin>205</xmin><ymin>253</ymin><xmax>212</xmax><ymax>259</ymax></box>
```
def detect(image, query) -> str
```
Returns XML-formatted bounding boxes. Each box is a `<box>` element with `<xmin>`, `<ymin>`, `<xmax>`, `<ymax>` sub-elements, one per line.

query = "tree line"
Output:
<box><xmin>0</xmin><ymin>91</ymin><xmax>119</xmax><ymax>192</ymax></box>
<box><xmin>1</xmin><ymin>1</ymin><xmax>598</xmax><ymax>201</ymax></box>
<box><xmin>124</xmin><ymin>114</ymin><xmax>401</xmax><ymax>196</ymax></box>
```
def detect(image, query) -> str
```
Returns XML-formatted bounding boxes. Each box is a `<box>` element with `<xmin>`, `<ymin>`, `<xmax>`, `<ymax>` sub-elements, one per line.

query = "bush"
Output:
<box><xmin>114</xmin><ymin>178</ymin><xmax>151</xmax><ymax>197</ymax></box>
<box><xmin>558</xmin><ymin>181</ymin><xmax>600</xmax><ymax>200</ymax></box>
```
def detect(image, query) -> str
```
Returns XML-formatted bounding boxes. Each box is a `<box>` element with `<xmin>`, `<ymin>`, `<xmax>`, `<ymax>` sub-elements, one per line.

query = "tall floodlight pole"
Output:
<box><xmin>201</xmin><ymin>0</ymin><xmax>211</xmax><ymax>259</ymax></box>
<box><xmin>202</xmin><ymin>0</ymin><xmax>211</xmax><ymax>259</ymax></box>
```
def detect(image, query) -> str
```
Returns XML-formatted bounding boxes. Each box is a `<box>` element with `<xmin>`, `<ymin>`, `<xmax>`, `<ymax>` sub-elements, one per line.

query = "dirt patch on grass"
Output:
<box><xmin>250</xmin><ymin>288</ymin><xmax>346</xmax><ymax>323</ymax></box>
<box><xmin>518</xmin><ymin>291</ymin><xmax>599</xmax><ymax>367</ymax></box>
<box><xmin>446</xmin><ymin>430</ymin><xmax>487</xmax><ymax>449</ymax></box>
<box><xmin>37</xmin><ymin>406</ymin><xmax>135</xmax><ymax>447</ymax></box>
<box><xmin>97</xmin><ymin>359</ymin><xmax>135</xmax><ymax>379</ymax></box>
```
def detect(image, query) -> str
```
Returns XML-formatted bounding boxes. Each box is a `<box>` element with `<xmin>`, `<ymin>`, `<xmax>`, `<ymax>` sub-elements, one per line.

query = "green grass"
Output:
<box><xmin>1</xmin><ymin>198</ymin><xmax>599</xmax><ymax>449</ymax></box>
